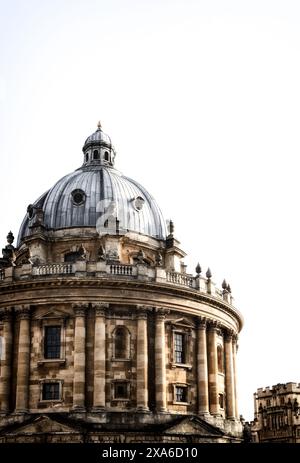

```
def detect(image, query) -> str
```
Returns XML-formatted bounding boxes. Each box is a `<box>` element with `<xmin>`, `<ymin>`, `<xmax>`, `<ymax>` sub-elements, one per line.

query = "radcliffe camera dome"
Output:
<box><xmin>18</xmin><ymin>123</ymin><xmax>167</xmax><ymax>244</ymax></box>
<box><xmin>0</xmin><ymin>120</ymin><xmax>243</xmax><ymax>444</ymax></box>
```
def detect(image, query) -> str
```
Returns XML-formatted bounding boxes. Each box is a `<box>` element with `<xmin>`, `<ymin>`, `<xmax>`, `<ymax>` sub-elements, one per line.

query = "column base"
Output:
<box><xmin>71</xmin><ymin>406</ymin><xmax>86</xmax><ymax>413</ymax></box>
<box><xmin>156</xmin><ymin>408</ymin><xmax>168</xmax><ymax>413</ymax></box>
<box><xmin>91</xmin><ymin>406</ymin><xmax>105</xmax><ymax>413</ymax></box>
<box><xmin>198</xmin><ymin>410</ymin><xmax>210</xmax><ymax>417</ymax></box>
<box><xmin>14</xmin><ymin>409</ymin><xmax>29</xmax><ymax>415</ymax></box>
<box><xmin>136</xmin><ymin>406</ymin><xmax>149</xmax><ymax>413</ymax></box>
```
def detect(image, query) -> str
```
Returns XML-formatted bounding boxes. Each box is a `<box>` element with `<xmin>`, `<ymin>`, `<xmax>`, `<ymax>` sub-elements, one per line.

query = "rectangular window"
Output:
<box><xmin>175</xmin><ymin>386</ymin><xmax>187</xmax><ymax>403</ymax></box>
<box><xmin>44</xmin><ymin>326</ymin><xmax>61</xmax><ymax>359</ymax></box>
<box><xmin>114</xmin><ymin>382</ymin><xmax>128</xmax><ymax>399</ymax></box>
<box><xmin>219</xmin><ymin>393</ymin><xmax>224</xmax><ymax>409</ymax></box>
<box><xmin>42</xmin><ymin>382</ymin><xmax>60</xmax><ymax>401</ymax></box>
<box><xmin>174</xmin><ymin>332</ymin><xmax>185</xmax><ymax>364</ymax></box>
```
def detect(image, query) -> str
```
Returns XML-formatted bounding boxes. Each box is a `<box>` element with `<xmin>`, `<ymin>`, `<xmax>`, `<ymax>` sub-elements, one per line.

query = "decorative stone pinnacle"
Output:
<box><xmin>222</xmin><ymin>279</ymin><xmax>227</xmax><ymax>290</ymax></box>
<box><xmin>7</xmin><ymin>231</ymin><xmax>14</xmax><ymax>245</ymax></box>
<box><xmin>227</xmin><ymin>283</ymin><xmax>231</xmax><ymax>293</ymax></box>
<box><xmin>206</xmin><ymin>267</ymin><xmax>212</xmax><ymax>279</ymax></box>
<box><xmin>195</xmin><ymin>263</ymin><xmax>201</xmax><ymax>275</ymax></box>
<box><xmin>97</xmin><ymin>121</ymin><xmax>102</xmax><ymax>130</ymax></box>
<box><xmin>169</xmin><ymin>220</ymin><xmax>174</xmax><ymax>235</ymax></box>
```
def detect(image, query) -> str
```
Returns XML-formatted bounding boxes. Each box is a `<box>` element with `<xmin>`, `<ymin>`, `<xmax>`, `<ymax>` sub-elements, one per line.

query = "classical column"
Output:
<box><xmin>232</xmin><ymin>335</ymin><xmax>239</xmax><ymax>419</ymax></box>
<box><xmin>136</xmin><ymin>307</ymin><xmax>149</xmax><ymax>411</ymax></box>
<box><xmin>196</xmin><ymin>317</ymin><xmax>209</xmax><ymax>415</ymax></box>
<box><xmin>224</xmin><ymin>330</ymin><xmax>235</xmax><ymax>419</ymax></box>
<box><xmin>72</xmin><ymin>304</ymin><xmax>88</xmax><ymax>411</ymax></box>
<box><xmin>0</xmin><ymin>308</ymin><xmax>13</xmax><ymax>414</ymax></box>
<box><xmin>155</xmin><ymin>308</ymin><xmax>167</xmax><ymax>412</ymax></box>
<box><xmin>92</xmin><ymin>303</ymin><xmax>107</xmax><ymax>410</ymax></box>
<box><xmin>15</xmin><ymin>306</ymin><xmax>31</xmax><ymax>413</ymax></box>
<box><xmin>207</xmin><ymin>321</ymin><xmax>219</xmax><ymax>415</ymax></box>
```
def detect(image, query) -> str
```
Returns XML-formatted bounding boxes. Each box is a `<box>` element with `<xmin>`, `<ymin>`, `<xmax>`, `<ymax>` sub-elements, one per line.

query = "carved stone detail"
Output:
<box><xmin>196</xmin><ymin>317</ymin><xmax>207</xmax><ymax>329</ymax></box>
<box><xmin>15</xmin><ymin>306</ymin><xmax>31</xmax><ymax>320</ymax></box>
<box><xmin>154</xmin><ymin>307</ymin><xmax>170</xmax><ymax>320</ymax></box>
<box><xmin>92</xmin><ymin>303</ymin><xmax>109</xmax><ymax>317</ymax></box>
<box><xmin>72</xmin><ymin>304</ymin><xmax>88</xmax><ymax>317</ymax></box>
<box><xmin>0</xmin><ymin>307</ymin><xmax>13</xmax><ymax>321</ymax></box>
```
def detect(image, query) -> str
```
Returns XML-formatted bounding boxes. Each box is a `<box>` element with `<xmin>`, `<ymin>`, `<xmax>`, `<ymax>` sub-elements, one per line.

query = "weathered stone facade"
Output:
<box><xmin>0</xmin><ymin>124</ymin><xmax>243</xmax><ymax>443</ymax></box>
<box><xmin>251</xmin><ymin>383</ymin><xmax>300</xmax><ymax>443</ymax></box>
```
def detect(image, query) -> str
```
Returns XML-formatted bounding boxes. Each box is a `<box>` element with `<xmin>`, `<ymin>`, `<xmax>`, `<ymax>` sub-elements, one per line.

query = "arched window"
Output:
<box><xmin>104</xmin><ymin>151</ymin><xmax>109</xmax><ymax>161</ymax></box>
<box><xmin>113</xmin><ymin>326</ymin><xmax>130</xmax><ymax>359</ymax></box>
<box><xmin>93</xmin><ymin>150</ymin><xmax>100</xmax><ymax>160</ymax></box>
<box><xmin>85</xmin><ymin>153</ymin><xmax>89</xmax><ymax>163</ymax></box>
<box><xmin>217</xmin><ymin>345</ymin><xmax>224</xmax><ymax>373</ymax></box>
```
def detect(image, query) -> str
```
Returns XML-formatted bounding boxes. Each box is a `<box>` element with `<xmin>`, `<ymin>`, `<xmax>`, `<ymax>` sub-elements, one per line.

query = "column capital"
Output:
<box><xmin>15</xmin><ymin>306</ymin><xmax>31</xmax><ymax>320</ymax></box>
<box><xmin>224</xmin><ymin>329</ymin><xmax>235</xmax><ymax>341</ymax></box>
<box><xmin>207</xmin><ymin>320</ymin><xmax>220</xmax><ymax>332</ymax></box>
<box><xmin>155</xmin><ymin>307</ymin><xmax>170</xmax><ymax>320</ymax></box>
<box><xmin>92</xmin><ymin>303</ymin><xmax>109</xmax><ymax>317</ymax></box>
<box><xmin>232</xmin><ymin>333</ymin><xmax>238</xmax><ymax>344</ymax></box>
<box><xmin>0</xmin><ymin>307</ymin><xmax>13</xmax><ymax>321</ymax></box>
<box><xmin>136</xmin><ymin>305</ymin><xmax>151</xmax><ymax>319</ymax></box>
<box><xmin>72</xmin><ymin>304</ymin><xmax>88</xmax><ymax>317</ymax></box>
<box><xmin>196</xmin><ymin>316</ymin><xmax>207</xmax><ymax>329</ymax></box>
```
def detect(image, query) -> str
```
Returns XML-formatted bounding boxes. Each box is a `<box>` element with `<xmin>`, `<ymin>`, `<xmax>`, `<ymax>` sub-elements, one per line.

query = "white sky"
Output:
<box><xmin>1</xmin><ymin>0</ymin><xmax>300</xmax><ymax>421</ymax></box>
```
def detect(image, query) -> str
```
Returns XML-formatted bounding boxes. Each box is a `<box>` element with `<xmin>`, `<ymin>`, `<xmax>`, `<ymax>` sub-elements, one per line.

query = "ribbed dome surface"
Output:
<box><xmin>18</xmin><ymin>165</ymin><xmax>167</xmax><ymax>243</ymax></box>
<box><xmin>84</xmin><ymin>129</ymin><xmax>112</xmax><ymax>148</ymax></box>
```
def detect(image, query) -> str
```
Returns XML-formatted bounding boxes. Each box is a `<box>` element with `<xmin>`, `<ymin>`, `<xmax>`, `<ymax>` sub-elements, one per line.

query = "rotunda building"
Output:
<box><xmin>0</xmin><ymin>123</ymin><xmax>243</xmax><ymax>443</ymax></box>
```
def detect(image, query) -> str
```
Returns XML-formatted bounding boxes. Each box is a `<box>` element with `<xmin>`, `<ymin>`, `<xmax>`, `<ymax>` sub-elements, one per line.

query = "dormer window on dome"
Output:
<box><xmin>82</xmin><ymin>122</ymin><xmax>116</xmax><ymax>167</ymax></box>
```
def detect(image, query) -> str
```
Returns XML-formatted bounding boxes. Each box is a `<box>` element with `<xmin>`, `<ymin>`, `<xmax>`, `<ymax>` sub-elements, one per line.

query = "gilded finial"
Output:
<box><xmin>97</xmin><ymin>121</ymin><xmax>102</xmax><ymax>130</ymax></box>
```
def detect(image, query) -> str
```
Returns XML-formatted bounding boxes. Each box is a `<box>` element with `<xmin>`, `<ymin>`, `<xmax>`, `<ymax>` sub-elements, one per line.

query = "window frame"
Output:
<box><xmin>172</xmin><ymin>383</ymin><xmax>189</xmax><ymax>405</ymax></box>
<box><xmin>38</xmin><ymin>317</ymin><xmax>66</xmax><ymax>366</ymax></box>
<box><xmin>170</xmin><ymin>327</ymin><xmax>192</xmax><ymax>370</ymax></box>
<box><xmin>40</xmin><ymin>379</ymin><xmax>63</xmax><ymax>403</ymax></box>
<box><xmin>111</xmin><ymin>380</ymin><xmax>130</xmax><ymax>402</ymax></box>
<box><xmin>44</xmin><ymin>325</ymin><xmax>61</xmax><ymax>359</ymax></box>
<box><xmin>219</xmin><ymin>392</ymin><xmax>224</xmax><ymax>409</ymax></box>
<box><xmin>174</xmin><ymin>332</ymin><xmax>185</xmax><ymax>364</ymax></box>
<box><xmin>217</xmin><ymin>344</ymin><xmax>225</xmax><ymax>373</ymax></box>
<box><xmin>93</xmin><ymin>149</ymin><xmax>100</xmax><ymax>160</ymax></box>
<box><xmin>111</xmin><ymin>325</ymin><xmax>131</xmax><ymax>361</ymax></box>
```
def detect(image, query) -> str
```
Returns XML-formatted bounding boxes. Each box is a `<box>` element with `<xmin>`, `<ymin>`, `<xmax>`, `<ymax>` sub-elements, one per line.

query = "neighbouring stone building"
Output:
<box><xmin>251</xmin><ymin>383</ymin><xmax>300</xmax><ymax>443</ymax></box>
<box><xmin>0</xmin><ymin>123</ymin><xmax>243</xmax><ymax>443</ymax></box>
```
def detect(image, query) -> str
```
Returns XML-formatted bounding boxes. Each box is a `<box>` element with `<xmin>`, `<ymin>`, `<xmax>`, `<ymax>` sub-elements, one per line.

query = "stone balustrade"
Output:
<box><xmin>0</xmin><ymin>262</ymin><xmax>233</xmax><ymax>305</ymax></box>
<box><xmin>32</xmin><ymin>263</ymin><xmax>73</xmax><ymax>276</ymax></box>
<box><xmin>110</xmin><ymin>264</ymin><xmax>134</xmax><ymax>276</ymax></box>
<box><xmin>166</xmin><ymin>271</ymin><xmax>195</xmax><ymax>288</ymax></box>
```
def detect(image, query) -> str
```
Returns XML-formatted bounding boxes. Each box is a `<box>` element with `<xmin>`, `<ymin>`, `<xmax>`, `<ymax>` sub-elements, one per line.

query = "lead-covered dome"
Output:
<box><xmin>18</xmin><ymin>124</ymin><xmax>167</xmax><ymax>243</ymax></box>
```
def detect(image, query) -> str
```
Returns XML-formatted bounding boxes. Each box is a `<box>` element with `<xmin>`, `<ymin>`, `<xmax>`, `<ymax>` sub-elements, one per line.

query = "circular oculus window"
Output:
<box><xmin>27</xmin><ymin>204</ymin><xmax>34</xmax><ymax>219</ymax></box>
<box><xmin>71</xmin><ymin>189</ymin><xmax>86</xmax><ymax>206</ymax></box>
<box><xmin>133</xmin><ymin>196</ymin><xmax>145</xmax><ymax>211</ymax></box>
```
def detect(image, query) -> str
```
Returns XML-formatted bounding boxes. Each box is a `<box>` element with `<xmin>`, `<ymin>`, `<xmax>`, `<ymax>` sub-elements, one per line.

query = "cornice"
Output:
<box><xmin>0</xmin><ymin>277</ymin><xmax>243</xmax><ymax>331</ymax></box>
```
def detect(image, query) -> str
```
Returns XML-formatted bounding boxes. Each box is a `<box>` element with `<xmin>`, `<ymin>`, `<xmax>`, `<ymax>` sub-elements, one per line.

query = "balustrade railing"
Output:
<box><xmin>166</xmin><ymin>271</ymin><xmax>194</xmax><ymax>288</ymax></box>
<box><xmin>33</xmin><ymin>263</ymin><xmax>73</xmax><ymax>276</ymax></box>
<box><xmin>110</xmin><ymin>264</ymin><xmax>133</xmax><ymax>276</ymax></box>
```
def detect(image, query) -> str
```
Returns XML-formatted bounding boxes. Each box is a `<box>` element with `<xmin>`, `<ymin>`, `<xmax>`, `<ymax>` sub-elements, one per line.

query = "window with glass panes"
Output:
<box><xmin>44</xmin><ymin>326</ymin><xmax>61</xmax><ymax>359</ymax></box>
<box><xmin>42</xmin><ymin>382</ymin><xmax>60</xmax><ymax>401</ymax></box>
<box><xmin>174</xmin><ymin>332</ymin><xmax>185</xmax><ymax>363</ymax></box>
<box><xmin>175</xmin><ymin>386</ymin><xmax>187</xmax><ymax>403</ymax></box>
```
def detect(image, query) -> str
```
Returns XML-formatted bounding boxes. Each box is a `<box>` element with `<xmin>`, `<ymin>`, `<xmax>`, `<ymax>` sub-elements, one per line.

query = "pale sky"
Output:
<box><xmin>1</xmin><ymin>0</ymin><xmax>300</xmax><ymax>421</ymax></box>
